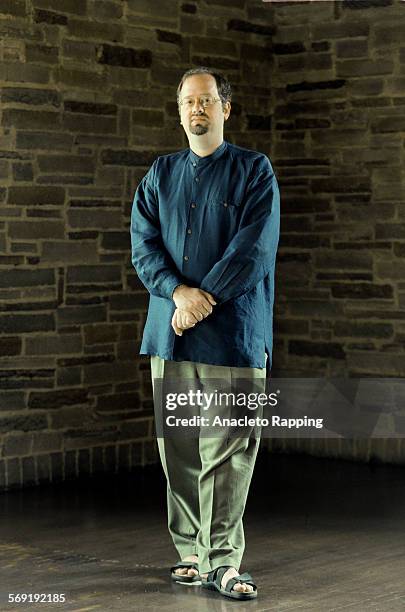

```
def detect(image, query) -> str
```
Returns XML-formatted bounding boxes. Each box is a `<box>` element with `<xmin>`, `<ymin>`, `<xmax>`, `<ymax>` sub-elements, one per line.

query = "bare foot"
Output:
<box><xmin>201</xmin><ymin>567</ymin><xmax>254</xmax><ymax>593</ymax></box>
<box><xmin>173</xmin><ymin>554</ymin><xmax>199</xmax><ymax>577</ymax></box>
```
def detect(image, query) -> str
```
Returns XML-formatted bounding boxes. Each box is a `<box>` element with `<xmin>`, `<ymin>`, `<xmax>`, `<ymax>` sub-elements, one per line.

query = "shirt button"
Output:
<box><xmin>191</xmin><ymin>203</ymin><xmax>196</xmax><ymax>208</ymax></box>
<box><xmin>192</xmin><ymin>162</ymin><xmax>196</xmax><ymax>167</ymax></box>
<box><xmin>223</xmin><ymin>202</ymin><xmax>228</xmax><ymax>207</ymax></box>
<box><xmin>187</xmin><ymin>229</ymin><xmax>192</xmax><ymax>234</ymax></box>
<box><xmin>184</xmin><ymin>255</ymin><xmax>189</xmax><ymax>261</ymax></box>
<box><xmin>195</xmin><ymin>177</ymin><xmax>199</xmax><ymax>182</ymax></box>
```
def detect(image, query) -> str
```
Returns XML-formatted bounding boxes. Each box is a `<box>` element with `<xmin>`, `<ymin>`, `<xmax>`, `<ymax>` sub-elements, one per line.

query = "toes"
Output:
<box><xmin>174</xmin><ymin>568</ymin><xmax>187</xmax><ymax>575</ymax></box>
<box><xmin>187</xmin><ymin>568</ymin><xmax>198</xmax><ymax>576</ymax></box>
<box><xmin>233</xmin><ymin>582</ymin><xmax>253</xmax><ymax>592</ymax></box>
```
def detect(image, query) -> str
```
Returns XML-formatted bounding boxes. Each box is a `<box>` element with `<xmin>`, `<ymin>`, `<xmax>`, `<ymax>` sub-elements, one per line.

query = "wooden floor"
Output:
<box><xmin>1</xmin><ymin>452</ymin><xmax>405</xmax><ymax>611</ymax></box>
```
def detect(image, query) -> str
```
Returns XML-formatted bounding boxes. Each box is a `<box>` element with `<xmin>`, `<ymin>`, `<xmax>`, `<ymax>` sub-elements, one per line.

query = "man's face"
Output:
<box><xmin>178</xmin><ymin>74</ymin><xmax>231</xmax><ymax>139</ymax></box>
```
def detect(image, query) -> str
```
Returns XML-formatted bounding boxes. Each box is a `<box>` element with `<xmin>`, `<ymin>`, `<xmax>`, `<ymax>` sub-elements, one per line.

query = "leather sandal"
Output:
<box><xmin>201</xmin><ymin>565</ymin><xmax>257</xmax><ymax>600</ymax></box>
<box><xmin>170</xmin><ymin>560</ymin><xmax>201</xmax><ymax>584</ymax></box>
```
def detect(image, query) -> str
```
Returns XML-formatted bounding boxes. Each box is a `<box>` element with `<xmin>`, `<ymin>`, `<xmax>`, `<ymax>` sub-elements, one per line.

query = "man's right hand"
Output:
<box><xmin>172</xmin><ymin>285</ymin><xmax>217</xmax><ymax>321</ymax></box>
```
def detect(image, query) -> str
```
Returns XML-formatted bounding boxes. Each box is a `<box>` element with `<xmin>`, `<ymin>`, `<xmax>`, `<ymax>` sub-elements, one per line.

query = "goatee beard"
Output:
<box><xmin>190</xmin><ymin>124</ymin><xmax>208</xmax><ymax>135</ymax></box>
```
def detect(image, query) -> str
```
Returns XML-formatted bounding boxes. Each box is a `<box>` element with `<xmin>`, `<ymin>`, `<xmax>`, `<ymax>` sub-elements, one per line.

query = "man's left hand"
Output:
<box><xmin>171</xmin><ymin>308</ymin><xmax>199</xmax><ymax>336</ymax></box>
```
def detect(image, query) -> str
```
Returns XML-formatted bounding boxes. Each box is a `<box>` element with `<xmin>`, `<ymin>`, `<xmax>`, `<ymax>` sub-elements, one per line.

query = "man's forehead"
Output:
<box><xmin>181</xmin><ymin>74</ymin><xmax>218</xmax><ymax>95</ymax></box>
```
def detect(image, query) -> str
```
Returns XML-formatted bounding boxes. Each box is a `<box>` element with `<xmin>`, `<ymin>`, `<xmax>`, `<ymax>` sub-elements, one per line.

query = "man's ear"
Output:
<box><xmin>223</xmin><ymin>101</ymin><xmax>231</xmax><ymax>121</ymax></box>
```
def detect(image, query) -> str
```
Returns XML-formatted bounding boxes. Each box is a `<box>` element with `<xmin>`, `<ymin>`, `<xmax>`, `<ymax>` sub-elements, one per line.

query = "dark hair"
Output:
<box><xmin>176</xmin><ymin>67</ymin><xmax>232</xmax><ymax>108</ymax></box>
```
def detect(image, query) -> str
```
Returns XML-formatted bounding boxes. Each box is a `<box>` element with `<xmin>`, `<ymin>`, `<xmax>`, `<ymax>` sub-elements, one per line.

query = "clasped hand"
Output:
<box><xmin>172</xmin><ymin>285</ymin><xmax>217</xmax><ymax>336</ymax></box>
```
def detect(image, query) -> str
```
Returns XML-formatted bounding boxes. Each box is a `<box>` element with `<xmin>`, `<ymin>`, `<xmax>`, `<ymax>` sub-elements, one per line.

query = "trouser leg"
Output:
<box><xmin>151</xmin><ymin>355</ymin><xmax>266</xmax><ymax>570</ymax></box>
<box><xmin>195</xmin><ymin>362</ymin><xmax>266</xmax><ymax>574</ymax></box>
<box><xmin>151</xmin><ymin>356</ymin><xmax>201</xmax><ymax>559</ymax></box>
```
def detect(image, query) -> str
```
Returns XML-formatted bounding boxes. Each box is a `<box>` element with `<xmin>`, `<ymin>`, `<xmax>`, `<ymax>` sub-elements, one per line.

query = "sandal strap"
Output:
<box><xmin>206</xmin><ymin>565</ymin><xmax>233</xmax><ymax>584</ymax></box>
<box><xmin>170</xmin><ymin>561</ymin><xmax>199</xmax><ymax>573</ymax></box>
<box><xmin>225</xmin><ymin>572</ymin><xmax>256</xmax><ymax>593</ymax></box>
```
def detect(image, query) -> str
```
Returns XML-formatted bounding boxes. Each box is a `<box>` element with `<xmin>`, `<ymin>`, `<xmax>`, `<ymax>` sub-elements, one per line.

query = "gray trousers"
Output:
<box><xmin>151</xmin><ymin>355</ymin><xmax>266</xmax><ymax>574</ymax></box>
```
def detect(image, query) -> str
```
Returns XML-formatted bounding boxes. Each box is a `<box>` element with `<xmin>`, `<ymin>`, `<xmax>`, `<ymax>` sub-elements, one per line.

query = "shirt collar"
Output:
<box><xmin>188</xmin><ymin>140</ymin><xmax>228</xmax><ymax>167</ymax></box>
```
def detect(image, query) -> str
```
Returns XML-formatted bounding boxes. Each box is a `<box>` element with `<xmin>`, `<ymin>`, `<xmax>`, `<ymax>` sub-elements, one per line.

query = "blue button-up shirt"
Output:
<box><xmin>130</xmin><ymin>140</ymin><xmax>280</xmax><ymax>370</ymax></box>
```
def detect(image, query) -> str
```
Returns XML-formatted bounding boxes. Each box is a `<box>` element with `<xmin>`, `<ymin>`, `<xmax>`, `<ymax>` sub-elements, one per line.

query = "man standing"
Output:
<box><xmin>131</xmin><ymin>67</ymin><xmax>280</xmax><ymax>601</ymax></box>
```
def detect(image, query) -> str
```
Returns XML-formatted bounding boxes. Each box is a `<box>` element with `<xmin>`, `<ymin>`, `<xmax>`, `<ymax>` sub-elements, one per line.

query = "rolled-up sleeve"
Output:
<box><xmin>199</xmin><ymin>155</ymin><xmax>280</xmax><ymax>304</ymax></box>
<box><xmin>130</xmin><ymin>160</ymin><xmax>184</xmax><ymax>300</ymax></box>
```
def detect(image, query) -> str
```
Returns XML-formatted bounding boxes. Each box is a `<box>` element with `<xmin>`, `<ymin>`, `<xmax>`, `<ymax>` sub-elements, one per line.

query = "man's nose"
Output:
<box><xmin>191</xmin><ymin>99</ymin><xmax>204</xmax><ymax>111</ymax></box>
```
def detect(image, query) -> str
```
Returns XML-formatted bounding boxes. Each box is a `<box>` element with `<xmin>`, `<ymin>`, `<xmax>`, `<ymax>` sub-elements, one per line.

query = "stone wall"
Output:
<box><xmin>0</xmin><ymin>0</ymin><xmax>404</xmax><ymax>490</ymax></box>
<box><xmin>0</xmin><ymin>0</ymin><xmax>275</xmax><ymax>490</ymax></box>
<box><xmin>266</xmin><ymin>0</ymin><xmax>405</xmax><ymax>463</ymax></box>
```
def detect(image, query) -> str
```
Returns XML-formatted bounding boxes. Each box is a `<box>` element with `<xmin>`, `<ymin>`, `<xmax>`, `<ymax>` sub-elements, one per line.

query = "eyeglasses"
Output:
<box><xmin>178</xmin><ymin>95</ymin><xmax>222</xmax><ymax>109</ymax></box>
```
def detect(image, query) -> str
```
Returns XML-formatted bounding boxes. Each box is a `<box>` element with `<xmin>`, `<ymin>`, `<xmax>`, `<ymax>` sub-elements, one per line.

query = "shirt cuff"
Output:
<box><xmin>161</xmin><ymin>276</ymin><xmax>184</xmax><ymax>301</ymax></box>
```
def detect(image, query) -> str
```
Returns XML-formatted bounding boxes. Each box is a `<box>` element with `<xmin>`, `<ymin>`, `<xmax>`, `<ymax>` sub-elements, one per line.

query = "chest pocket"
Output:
<box><xmin>206</xmin><ymin>198</ymin><xmax>241</xmax><ymax>210</ymax></box>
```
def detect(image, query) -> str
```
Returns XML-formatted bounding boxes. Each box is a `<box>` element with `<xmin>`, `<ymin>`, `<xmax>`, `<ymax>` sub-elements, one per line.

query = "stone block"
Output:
<box><xmin>156</xmin><ymin>29</ymin><xmax>183</xmax><ymax>46</ymax></box>
<box><xmin>371</xmin><ymin>116</ymin><xmax>405</xmax><ymax>133</ymax></box>
<box><xmin>375</xmin><ymin>24</ymin><xmax>405</xmax><ymax>46</ymax></box>
<box><xmin>191</xmin><ymin>36</ymin><xmax>237</xmax><ymax>56</ymax></box>
<box><xmin>227</xmin><ymin>19</ymin><xmax>275</xmax><ymax>36</ymax></box>
<box><xmin>0</xmin><ymin>0</ymin><xmax>27</xmax><ymax>16</ymax></box>
<box><xmin>78</xmin><ymin>448</ymin><xmax>90</xmax><ymax>475</ymax></box>
<box><xmin>289</xmin><ymin>340</ymin><xmax>345</xmax><ymax>360</ymax></box>
<box><xmin>376</xmin><ymin>262</ymin><xmax>405</xmax><ymax>280</ymax></box>
<box><xmin>6</xmin><ymin>458</ymin><xmax>21</xmax><ymax>488</ymax></box>
<box><xmin>0</xmin><ymin>337</ymin><xmax>22</xmax><ymax>356</ymax></box>
<box><xmin>182</xmin><ymin>2</ymin><xmax>197</xmax><ymax>12</ymax></box>
<box><xmin>331</xmin><ymin>283</ymin><xmax>393</xmax><ymax>299</ymax></box>
<box><xmin>98</xmin><ymin>44</ymin><xmax>151</xmax><ymax>68</ymax></box>
<box><xmin>57</xmin><ymin>305</ymin><xmax>107</xmax><ymax>326</ymax></box>
<box><xmin>347</xmin><ymin>352</ymin><xmax>405</xmax><ymax>376</ymax></box>
<box><xmin>104</xmin><ymin>445</ymin><xmax>117</xmax><ymax>471</ymax></box>
<box><xmin>64</xmin><ymin>101</ymin><xmax>116</xmax><ymax>115</ymax></box>
<box><xmin>38</xmin><ymin>154</ymin><xmax>95</xmax><ymax>173</ymax></box>
<box><xmin>246</xmin><ymin>114</ymin><xmax>271</xmax><ymax>130</ymax></box>
<box><xmin>343</xmin><ymin>0</ymin><xmax>392</xmax><ymax>7</ymax></box>
<box><xmin>36</xmin><ymin>454</ymin><xmax>51</xmax><ymax>482</ymax></box>
<box><xmin>7</xmin><ymin>185</ymin><xmax>65</xmax><ymax>206</ymax></box>
<box><xmin>131</xmin><ymin>109</ymin><xmax>164</xmax><ymax>127</ymax></box>
<box><xmin>8</xmin><ymin>221</ymin><xmax>64</xmax><ymax>240</ymax></box>
<box><xmin>22</xmin><ymin>456</ymin><xmax>36</xmax><ymax>485</ymax></box>
<box><xmin>180</xmin><ymin>15</ymin><xmax>204</xmax><ymax>35</ymax></box>
<box><xmin>286</xmin><ymin>79</ymin><xmax>346</xmax><ymax>93</ymax></box>
<box><xmin>89</xmin><ymin>0</ymin><xmax>123</xmax><ymax>19</ymax></box>
<box><xmin>101</xmin><ymin>149</ymin><xmax>157</xmax><ymax>166</ymax></box>
<box><xmin>311</xmin><ymin>176</ymin><xmax>370</xmax><ymax>193</ymax></box>
<box><xmin>127</xmin><ymin>0</ymin><xmax>177</xmax><ymax>18</ymax></box>
<box><xmin>0</xmin><ymin>314</ymin><xmax>55</xmax><ymax>334</ymax></box>
<box><xmin>2</xmin><ymin>109</ymin><xmax>61</xmax><ymax>130</ymax></box>
<box><xmin>336</xmin><ymin>39</ymin><xmax>369</xmax><ymax>59</ymax></box>
<box><xmin>50</xmin><ymin>452</ymin><xmax>63</xmax><ymax>482</ymax></box>
<box><xmin>1</xmin><ymin>87</ymin><xmax>61</xmax><ymax>106</ymax></box>
<box><xmin>191</xmin><ymin>55</ymin><xmax>239</xmax><ymax>70</ymax></box>
<box><xmin>333</xmin><ymin>321</ymin><xmax>393</xmax><ymax>338</ymax></box>
<box><xmin>375</xmin><ymin>223</ymin><xmax>405</xmax><ymax>239</ymax></box>
<box><xmin>34</xmin><ymin>8</ymin><xmax>67</xmax><ymax>24</ymax></box>
<box><xmin>32</xmin><ymin>432</ymin><xmax>63</xmax><ymax>452</ymax></box>
<box><xmin>3</xmin><ymin>434</ymin><xmax>32</xmax><ymax>457</ymax></box>
<box><xmin>336</xmin><ymin>59</ymin><xmax>394</xmax><ymax>78</ymax></box>
<box><xmin>312</xmin><ymin>22</ymin><xmax>369</xmax><ymax>40</ymax></box>
<box><xmin>67</xmin><ymin>264</ymin><xmax>120</xmax><ymax>283</ymax></box>
<box><xmin>13</xmin><ymin>162</ymin><xmax>34</xmax><ymax>182</ymax></box>
<box><xmin>83</xmin><ymin>361</ymin><xmax>137</xmax><ymax>385</ymax></box>
<box><xmin>26</xmin><ymin>44</ymin><xmax>59</xmax><ymax>64</ymax></box>
<box><xmin>101</xmin><ymin>231</ymin><xmax>130</xmax><ymax>250</ymax></box>
<box><xmin>0</xmin><ymin>414</ymin><xmax>47</xmax><ymax>433</ymax></box>
<box><xmin>63</xmin><ymin>113</ymin><xmax>116</xmax><ymax>134</ymax></box>
<box><xmin>41</xmin><ymin>241</ymin><xmax>99</xmax><ymax>264</ymax></box>
<box><xmin>16</xmin><ymin>131</ymin><xmax>73</xmax><ymax>151</ymax></box>
<box><xmin>67</xmin><ymin>208</ymin><xmax>122</xmax><ymax>229</ymax></box>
